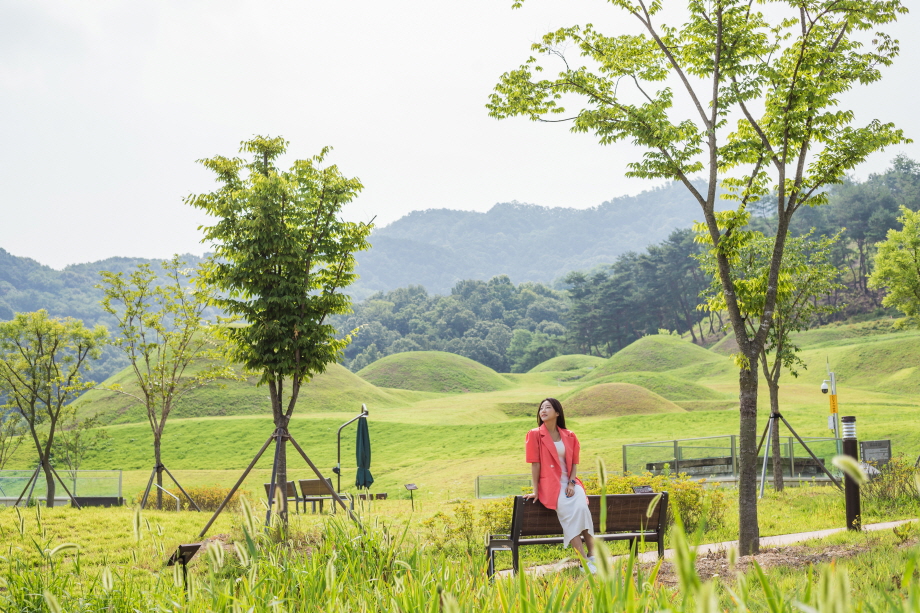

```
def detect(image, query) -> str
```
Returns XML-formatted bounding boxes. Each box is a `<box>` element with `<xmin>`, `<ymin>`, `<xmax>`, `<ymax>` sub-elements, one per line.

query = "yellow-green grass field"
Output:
<box><xmin>6</xmin><ymin>318</ymin><xmax>920</xmax><ymax>505</ymax></box>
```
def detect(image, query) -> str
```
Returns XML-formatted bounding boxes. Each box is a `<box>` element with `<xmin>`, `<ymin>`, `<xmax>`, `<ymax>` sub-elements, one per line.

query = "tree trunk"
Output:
<box><xmin>154</xmin><ymin>435</ymin><xmax>163</xmax><ymax>510</ymax></box>
<box><xmin>738</xmin><ymin>363</ymin><xmax>760</xmax><ymax>555</ymax></box>
<box><xmin>42</xmin><ymin>457</ymin><xmax>56</xmax><ymax>508</ymax></box>
<box><xmin>769</xmin><ymin>380</ymin><xmax>785</xmax><ymax>492</ymax></box>
<box><xmin>275</xmin><ymin>434</ymin><xmax>288</xmax><ymax>524</ymax></box>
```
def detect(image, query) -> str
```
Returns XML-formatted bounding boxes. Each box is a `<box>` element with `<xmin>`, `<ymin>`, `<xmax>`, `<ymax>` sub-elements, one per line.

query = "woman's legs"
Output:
<box><xmin>582</xmin><ymin>530</ymin><xmax>595</xmax><ymax>557</ymax></box>
<box><xmin>569</xmin><ymin>534</ymin><xmax>588</xmax><ymax>559</ymax></box>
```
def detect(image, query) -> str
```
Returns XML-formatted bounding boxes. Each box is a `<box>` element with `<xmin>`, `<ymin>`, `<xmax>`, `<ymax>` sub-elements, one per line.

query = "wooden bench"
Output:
<box><xmin>298</xmin><ymin>478</ymin><xmax>353</xmax><ymax>513</ymax></box>
<box><xmin>355</xmin><ymin>492</ymin><xmax>388</xmax><ymax>501</ymax></box>
<box><xmin>486</xmin><ymin>493</ymin><xmax>669</xmax><ymax>578</ymax></box>
<box><xmin>263</xmin><ymin>481</ymin><xmax>304</xmax><ymax>514</ymax></box>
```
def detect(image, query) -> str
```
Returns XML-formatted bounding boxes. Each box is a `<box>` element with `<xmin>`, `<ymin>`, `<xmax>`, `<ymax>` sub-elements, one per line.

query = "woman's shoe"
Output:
<box><xmin>586</xmin><ymin>556</ymin><xmax>598</xmax><ymax>574</ymax></box>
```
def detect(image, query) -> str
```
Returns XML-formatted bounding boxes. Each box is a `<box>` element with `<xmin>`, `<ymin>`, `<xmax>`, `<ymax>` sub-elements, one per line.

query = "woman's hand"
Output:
<box><xmin>565</xmin><ymin>483</ymin><xmax>575</xmax><ymax>497</ymax></box>
<box><xmin>523</xmin><ymin>492</ymin><xmax>538</xmax><ymax>503</ymax></box>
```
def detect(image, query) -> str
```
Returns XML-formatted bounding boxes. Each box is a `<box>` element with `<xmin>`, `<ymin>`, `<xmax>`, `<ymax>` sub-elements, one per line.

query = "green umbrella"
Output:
<box><xmin>355</xmin><ymin>417</ymin><xmax>374</xmax><ymax>489</ymax></box>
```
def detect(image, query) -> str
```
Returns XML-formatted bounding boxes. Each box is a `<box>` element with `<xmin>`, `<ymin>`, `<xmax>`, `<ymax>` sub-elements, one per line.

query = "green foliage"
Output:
<box><xmin>422</xmin><ymin>498</ymin><xmax>514</xmax><ymax>555</ymax></box>
<box><xmin>131</xmin><ymin>485</ymin><xmax>251</xmax><ymax>512</ymax></box>
<box><xmin>98</xmin><ymin>255</ymin><xmax>237</xmax><ymax>461</ymax></box>
<box><xmin>581</xmin><ymin>472</ymin><xmax>727</xmax><ymax>533</ymax></box>
<box><xmin>869</xmin><ymin>206</ymin><xmax>920</xmax><ymax>328</ymax></box>
<box><xmin>0</xmin><ymin>311</ymin><xmax>106</xmax><ymax>504</ymax></box>
<box><xmin>861</xmin><ymin>456</ymin><xmax>920</xmax><ymax>516</ymax></box>
<box><xmin>565</xmin><ymin>229</ymin><xmax>710</xmax><ymax>356</ymax></box>
<box><xmin>188</xmin><ymin>136</ymin><xmax>372</xmax><ymax>425</ymax></box>
<box><xmin>336</xmin><ymin>276</ymin><xmax>568</xmax><ymax>373</ymax></box>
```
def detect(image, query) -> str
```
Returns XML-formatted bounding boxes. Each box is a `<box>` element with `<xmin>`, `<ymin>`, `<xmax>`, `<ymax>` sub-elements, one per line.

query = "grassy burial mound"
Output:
<box><xmin>529</xmin><ymin>354</ymin><xmax>606</xmax><ymax>373</ymax></box>
<box><xmin>356</xmin><ymin>351</ymin><xmax>513</xmax><ymax>393</ymax></box>
<box><xmin>801</xmin><ymin>334</ymin><xmax>920</xmax><ymax>396</ymax></box>
<box><xmin>559</xmin><ymin>382</ymin><xmax>685</xmax><ymax>417</ymax></box>
<box><xmin>76</xmin><ymin>362</ymin><xmax>405</xmax><ymax>425</ymax></box>
<box><xmin>587</xmin><ymin>372</ymin><xmax>735</xmax><ymax>411</ymax></box>
<box><xmin>585</xmin><ymin>335</ymin><xmax>724</xmax><ymax>381</ymax></box>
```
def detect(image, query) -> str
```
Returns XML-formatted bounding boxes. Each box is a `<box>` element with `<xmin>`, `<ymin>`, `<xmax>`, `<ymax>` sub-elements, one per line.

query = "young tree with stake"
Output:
<box><xmin>0</xmin><ymin>311</ymin><xmax>106</xmax><ymax>507</ymax></box>
<box><xmin>489</xmin><ymin>0</ymin><xmax>908</xmax><ymax>553</ymax></box>
<box><xmin>188</xmin><ymin>136</ymin><xmax>372</xmax><ymax>526</ymax></box>
<box><xmin>698</xmin><ymin>228</ymin><xmax>843</xmax><ymax>490</ymax></box>
<box><xmin>99</xmin><ymin>256</ymin><xmax>237</xmax><ymax>510</ymax></box>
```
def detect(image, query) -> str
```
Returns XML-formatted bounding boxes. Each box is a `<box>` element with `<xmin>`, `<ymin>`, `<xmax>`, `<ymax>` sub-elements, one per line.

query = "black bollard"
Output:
<box><xmin>841</xmin><ymin>416</ymin><xmax>861</xmax><ymax>530</ymax></box>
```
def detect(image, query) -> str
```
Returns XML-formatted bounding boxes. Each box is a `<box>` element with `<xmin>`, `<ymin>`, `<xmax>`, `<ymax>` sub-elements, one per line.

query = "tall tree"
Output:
<box><xmin>698</xmin><ymin>230</ymin><xmax>843</xmax><ymax>490</ymax></box>
<box><xmin>868</xmin><ymin>206</ymin><xmax>920</xmax><ymax>328</ymax></box>
<box><xmin>488</xmin><ymin>0</ymin><xmax>907</xmax><ymax>553</ymax></box>
<box><xmin>0</xmin><ymin>311</ymin><xmax>105</xmax><ymax>506</ymax></box>
<box><xmin>99</xmin><ymin>256</ymin><xmax>236</xmax><ymax>509</ymax></box>
<box><xmin>188</xmin><ymin>136</ymin><xmax>372</xmax><ymax>524</ymax></box>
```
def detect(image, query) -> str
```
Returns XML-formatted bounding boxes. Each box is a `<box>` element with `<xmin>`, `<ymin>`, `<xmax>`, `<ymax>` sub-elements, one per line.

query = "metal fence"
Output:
<box><xmin>0</xmin><ymin>469</ymin><xmax>122</xmax><ymax>505</ymax></box>
<box><xmin>622</xmin><ymin>435</ymin><xmax>843</xmax><ymax>480</ymax></box>
<box><xmin>474</xmin><ymin>474</ymin><xmax>531</xmax><ymax>499</ymax></box>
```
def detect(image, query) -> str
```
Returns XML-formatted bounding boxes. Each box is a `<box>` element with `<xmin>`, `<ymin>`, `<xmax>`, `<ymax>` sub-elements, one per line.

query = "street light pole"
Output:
<box><xmin>823</xmin><ymin>360</ymin><xmax>840</xmax><ymax>440</ymax></box>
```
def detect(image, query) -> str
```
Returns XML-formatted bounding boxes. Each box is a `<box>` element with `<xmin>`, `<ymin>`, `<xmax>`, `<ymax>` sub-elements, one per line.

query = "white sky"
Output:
<box><xmin>1</xmin><ymin>0</ymin><xmax>917</xmax><ymax>269</ymax></box>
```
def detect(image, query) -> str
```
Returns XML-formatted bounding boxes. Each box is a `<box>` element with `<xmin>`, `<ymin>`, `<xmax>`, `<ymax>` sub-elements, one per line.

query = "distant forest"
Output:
<box><xmin>1</xmin><ymin>157</ymin><xmax>918</xmax><ymax>377</ymax></box>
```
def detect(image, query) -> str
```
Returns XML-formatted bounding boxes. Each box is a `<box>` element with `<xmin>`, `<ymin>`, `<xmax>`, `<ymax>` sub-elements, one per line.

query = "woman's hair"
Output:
<box><xmin>536</xmin><ymin>397</ymin><xmax>566</xmax><ymax>430</ymax></box>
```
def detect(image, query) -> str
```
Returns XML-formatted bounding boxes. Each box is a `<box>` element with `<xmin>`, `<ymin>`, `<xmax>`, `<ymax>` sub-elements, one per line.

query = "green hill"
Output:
<box><xmin>585</xmin><ymin>335</ymin><xmax>724</xmax><ymax>380</ymax></box>
<box><xmin>529</xmin><ymin>354</ymin><xmax>606</xmax><ymax>373</ymax></box>
<box><xmin>356</xmin><ymin>351</ymin><xmax>513</xmax><ymax>393</ymax></box>
<box><xmin>559</xmin><ymin>382</ymin><xmax>685</xmax><ymax>417</ymax></box>
<box><xmin>582</xmin><ymin>372</ymin><xmax>734</xmax><ymax>411</ymax></box>
<box><xmin>76</xmin><ymin>362</ymin><xmax>409</xmax><ymax>425</ymax></box>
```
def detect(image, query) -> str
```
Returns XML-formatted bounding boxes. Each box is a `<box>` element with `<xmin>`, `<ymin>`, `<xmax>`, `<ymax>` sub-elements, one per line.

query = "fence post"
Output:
<box><xmin>622</xmin><ymin>446</ymin><xmax>628</xmax><ymax>475</ymax></box>
<box><xmin>730</xmin><ymin>435</ymin><xmax>737</xmax><ymax>477</ymax></box>
<box><xmin>673</xmin><ymin>440</ymin><xmax>680</xmax><ymax>473</ymax></box>
<box><xmin>788</xmin><ymin>437</ymin><xmax>795</xmax><ymax>478</ymax></box>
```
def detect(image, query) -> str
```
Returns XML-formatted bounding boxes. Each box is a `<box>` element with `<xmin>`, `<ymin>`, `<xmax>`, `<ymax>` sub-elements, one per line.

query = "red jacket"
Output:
<box><xmin>525</xmin><ymin>423</ymin><xmax>582</xmax><ymax>509</ymax></box>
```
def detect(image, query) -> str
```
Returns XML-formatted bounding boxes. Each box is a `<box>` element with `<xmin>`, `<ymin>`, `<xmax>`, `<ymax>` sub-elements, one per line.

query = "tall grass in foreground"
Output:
<box><xmin>2</xmin><ymin>507</ymin><xmax>920</xmax><ymax>611</ymax></box>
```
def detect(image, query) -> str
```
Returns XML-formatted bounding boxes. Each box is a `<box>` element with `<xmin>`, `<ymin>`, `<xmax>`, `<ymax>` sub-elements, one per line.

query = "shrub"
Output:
<box><xmin>861</xmin><ymin>455</ymin><xmax>920</xmax><ymax>514</ymax></box>
<box><xmin>581</xmin><ymin>471</ymin><xmax>727</xmax><ymax>532</ymax></box>
<box><xmin>132</xmin><ymin>485</ymin><xmax>250</xmax><ymax>511</ymax></box>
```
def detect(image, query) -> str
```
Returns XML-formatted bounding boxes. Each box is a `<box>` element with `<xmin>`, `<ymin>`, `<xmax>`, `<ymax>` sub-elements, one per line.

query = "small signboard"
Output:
<box><xmin>859</xmin><ymin>440</ymin><xmax>891</xmax><ymax>465</ymax></box>
<box><xmin>404</xmin><ymin>484</ymin><xmax>418</xmax><ymax>491</ymax></box>
<box><xmin>631</xmin><ymin>485</ymin><xmax>654</xmax><ymax>494</ymax></box>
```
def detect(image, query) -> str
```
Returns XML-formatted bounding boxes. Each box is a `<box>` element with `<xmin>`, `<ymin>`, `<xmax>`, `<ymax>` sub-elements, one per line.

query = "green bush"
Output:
<box><xmin>132</xmin><ymin>485</ymin><xmax>250</xmax><ymax>511</ymax></box>
<box><xmin>581</xmin><ymin>471</ymin><xmax>727</xmax><ymax>532</ymax></box>
<box><xmin>861</xmin><ymin>455</ymin><xmax>920</xmax><ymax>514</ymax></box>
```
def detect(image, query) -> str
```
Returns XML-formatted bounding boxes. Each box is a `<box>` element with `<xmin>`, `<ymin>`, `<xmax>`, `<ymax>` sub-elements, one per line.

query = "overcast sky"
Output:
<box><xmin>2</xmin><ymin>1</ymin><xmax>917</xmax><ymax>269</ymax></box>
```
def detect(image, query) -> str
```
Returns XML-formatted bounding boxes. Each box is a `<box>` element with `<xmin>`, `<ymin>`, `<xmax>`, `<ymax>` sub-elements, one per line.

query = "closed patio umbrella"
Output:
<box><xmin>355</xmin><ymin>417</ymin><xmax>374</xmax><ymax>489</ymax></box>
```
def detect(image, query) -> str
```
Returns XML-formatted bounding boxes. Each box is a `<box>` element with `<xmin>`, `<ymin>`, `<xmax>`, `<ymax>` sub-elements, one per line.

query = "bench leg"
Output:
<box><xmin>657</xmin><ymin>538</ymin><xmax>664</xmax><ymax>559</ymax></box>
<box><xmin>512</xmin><ymin>546</ymin><xmax>519</xmax><ymax>575</ymax></box>
<box><xmin>487</xmin><ymin>547</ymin><xmax>495</xmax><ymax>580</ymax></box>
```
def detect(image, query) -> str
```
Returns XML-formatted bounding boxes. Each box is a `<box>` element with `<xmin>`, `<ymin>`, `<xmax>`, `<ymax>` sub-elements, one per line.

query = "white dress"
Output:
<box><xmin>554</xmin><ymin>439</ymin><xmax>594</xmax><ymax>547</ymax></box>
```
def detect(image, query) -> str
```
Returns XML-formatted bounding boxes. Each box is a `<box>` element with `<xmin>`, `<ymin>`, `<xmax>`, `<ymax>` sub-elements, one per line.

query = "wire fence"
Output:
<box><xmin>0</xmin><ymin>469</ymin><xmax>122</xmax><ymax>506</ymax></box>
<box><xmin>622</xmin><ymin>435</ymin><xmax>843</xmax><ymax>480</ymax></box>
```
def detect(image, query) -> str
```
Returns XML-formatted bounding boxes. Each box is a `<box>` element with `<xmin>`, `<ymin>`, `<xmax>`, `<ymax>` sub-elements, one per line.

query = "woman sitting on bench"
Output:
<box><xmin>524</xmin><ymin>398</ymin><xmax>597</xmax><ymax>574</ymax></box>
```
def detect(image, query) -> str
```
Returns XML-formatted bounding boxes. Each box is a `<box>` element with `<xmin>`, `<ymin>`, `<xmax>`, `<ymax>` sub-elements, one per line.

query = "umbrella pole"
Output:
<box><xmin>288</xmin><ymin>434</ymin><xmax>363</xmax><ymax>528</ymax></box>
<box><xmin>335</xmin><ymin>405</ymin><xmax>368</xmax><ymax>493</ymax></box>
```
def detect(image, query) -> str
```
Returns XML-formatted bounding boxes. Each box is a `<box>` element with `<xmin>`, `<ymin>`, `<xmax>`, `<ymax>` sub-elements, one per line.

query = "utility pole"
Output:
<box><xmin>822</xmin><ymin>359</ymin><xmax>840</xmax><ymax>439</ymax></box>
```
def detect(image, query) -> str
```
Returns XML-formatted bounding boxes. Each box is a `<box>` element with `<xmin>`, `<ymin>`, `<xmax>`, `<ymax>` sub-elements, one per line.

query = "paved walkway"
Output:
<box><xmin>499</xmin><ymin>519</ymin><xmax>917</xmax><ymax>577</ymax></box>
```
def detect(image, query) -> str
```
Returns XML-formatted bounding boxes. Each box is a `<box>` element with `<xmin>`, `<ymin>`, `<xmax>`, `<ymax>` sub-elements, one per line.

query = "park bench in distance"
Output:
<box><xmin>298</xmin><ymin>478</ymin><xmax>354</xmax><ymax>513</ymax></box>
<box><xmin>486</xmin><ymin>493</ymin><xmax>669</xmax><ymax>578</ymax></box>
<box><xmin>263</xmin><ymin>481</ymin><xmax>304</xmax><ymax>514</ymax></box>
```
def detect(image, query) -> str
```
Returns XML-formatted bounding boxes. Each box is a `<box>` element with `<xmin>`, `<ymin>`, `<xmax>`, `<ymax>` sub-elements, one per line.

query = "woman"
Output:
<box><xmin>524</xmin><ymin>397</ymin><xmax>596</xmax><ymax>573</ymax></box>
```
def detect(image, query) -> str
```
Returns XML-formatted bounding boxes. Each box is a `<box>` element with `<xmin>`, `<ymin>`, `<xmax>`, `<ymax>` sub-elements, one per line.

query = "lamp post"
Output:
<box><xmin>841</xmin><ymin>416</ymin><xmax>861</xmax><ymax>530</ymax></box>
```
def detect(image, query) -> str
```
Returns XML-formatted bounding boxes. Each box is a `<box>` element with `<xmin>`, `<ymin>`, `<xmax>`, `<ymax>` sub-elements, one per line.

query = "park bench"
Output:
<box><xmin>485</xmin><ymin>493</ymin><xmax>669</xmax><ymax>579</ymax></box>
<box><xmin>298</xmin><ymin>478</ymin><xmax>353</xmax><ymax>513</ymax></box>
<box><xmin>263</xmin><ymin>481</ymin><xmax>304</xmax><ymax>514</ymax></box>
<box><xmin>356</xmin><ymin>492</ymin><xmax>388</xmax><ymax>501</ymax></box>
